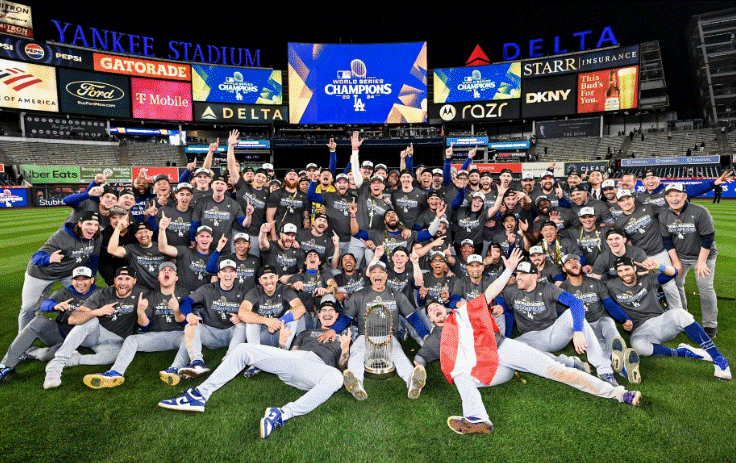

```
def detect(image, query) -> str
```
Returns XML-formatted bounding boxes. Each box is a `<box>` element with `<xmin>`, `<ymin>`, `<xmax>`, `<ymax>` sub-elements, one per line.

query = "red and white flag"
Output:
<box><xmin>440</xmin><ymin>294</ymin><xmax>500</xmax><ymax>385</ymax></box>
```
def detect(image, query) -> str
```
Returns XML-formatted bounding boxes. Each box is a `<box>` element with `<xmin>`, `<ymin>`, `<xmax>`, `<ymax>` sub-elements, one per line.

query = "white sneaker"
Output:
<box><xmin>43</xmin><ymin>371</ymin><xmax>61</xmax><ymax>389</ymax></box>
<box><xmin>677</xmin><ymin>343</ymin><xmax>712</xmax><ymax>362</ymax></box>
<box><xmin>714</xmin><ymin>356</ymin><xmax>732</xmax><ymax>380</ymax></box>
<box><xmin>408</xmin><ymin>365</ymin><xmax>427</xmax><ymax>399</ymax></box>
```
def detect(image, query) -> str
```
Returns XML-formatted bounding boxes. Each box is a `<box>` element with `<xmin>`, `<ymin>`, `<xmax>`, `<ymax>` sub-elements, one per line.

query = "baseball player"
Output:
<box><xmin>107</xmin><ymin>217</ymin><xmax>170</xmax><ymax>290</ymax></box>
<box><xmin>158</xmin><ymin>216</ymin><xmax>215</xmax><ymax>292</ymax></box>
<box><xmin>528</xmin><ymin>245</ymin><xmax>564</xmax><ymax>285</ymax></box>
<box><xmin>287</xmin><ymin>250</ymin><xmax>338</xmax><ymax>330</ymax></box>
<box><xmin>82</xmin><ymin>262</ymin><xmax>188</xmax><ymax>389</ymax></box>
<box><xmin>259</xmin><ymin>222</ymin><xmax>304</xmax><ymax>277</ymax></box>
<box><xmin>590</xmin><ymin>228</ymin><xmax>649</xmax><ymax>280</ymax></box>
<box><xmin>265</xmin><ymin>168</ymin><xmax>310</xmax><ymax>238</ymax></box>
<box><xmin>158</xmin><ymin>299</ymin><xmax>351</xmax><ymax>439</ymax></box>
<box><xmin>147</xmin><ymin>182</ymin><xmax>196</xmax><ymax>248</ymax></box>
<box><xmin>192</xmin><ymin>172</ymin><xmax>252</xmax><ymax>250</ymax></box>
<box><xmin>449</xmin><ymin>254</ymin><xmax>509</xmax><ymax>336</ymax></box>
<box><xmin>206</xmin><ymin>233</ymin><xmax>259</xmax><ymax>290</ymax></box>
<box><xmin>0</xmin><ymin>266</ymin><xmax>98</xmax><ymax>385</ymax></box>
<box><xmin>43</xmin><ymin>266</ymin><xmax>145</xmax><ymax>389</ymax></box>
<box><xmin>606</xmin><ymin>257</ymin><xmax>730</xmax><ymax>381</ymax></box>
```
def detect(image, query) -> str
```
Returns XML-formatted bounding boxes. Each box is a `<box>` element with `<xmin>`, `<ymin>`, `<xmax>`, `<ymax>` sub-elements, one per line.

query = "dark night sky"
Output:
<box><xmin>26</xmin><ymin>1</ymin><xmax>736</xmax><ymax>119</ymax></box>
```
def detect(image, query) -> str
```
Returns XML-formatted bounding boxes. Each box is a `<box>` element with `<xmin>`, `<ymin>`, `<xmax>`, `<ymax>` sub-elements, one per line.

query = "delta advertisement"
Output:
<box><xmin>58</xmin><ymin>68</ymin><xmax>131</xmax><ymax>118</ymax></box>
<box><xmin>131</xmin><ymin>78</ymin><xmax>192</xmax><ymax>121</ymax></box>
<box><xmin>577</xmin><ymin>65</ymin><xmax>638</xmax><ymax>113</ymax></box>
<box><xmin>0</xmin><ymin>37</ymin><xmax>94</xmax><ymax>69</ymax></box>
<box><xmin>0</xmin><ymin>186</ymin><xmax>29</xmax><ymax>207</ymax></box>
<box><xmin>193</xmin><ymin>102</ymin><xmax>287</xmax><ymax>124</ymax></box>
<box><xmin>288</xmin><ymin>42</ymin><xmax>427</xmax><ymax>124</ymax></box>
<box><xmin>192</xmin><ymin>65</ymin><xmax>282</xmax><ymax>105</ymax></box>
<box><xmin>0</xmin><ymin>58</ymin><xmax>58</xmax><ymax>111</ymax></box>
<box><xmin>433</xmin><ymin>62</ymin><xmax>521</xmax><ymax>103</ymax></box>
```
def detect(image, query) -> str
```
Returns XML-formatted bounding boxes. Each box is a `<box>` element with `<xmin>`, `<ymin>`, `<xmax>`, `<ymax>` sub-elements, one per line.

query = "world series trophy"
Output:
<box><xmin>364</xmin><ymin>303</ymin><xmax>395</xmax><ymax>379</ymax></box>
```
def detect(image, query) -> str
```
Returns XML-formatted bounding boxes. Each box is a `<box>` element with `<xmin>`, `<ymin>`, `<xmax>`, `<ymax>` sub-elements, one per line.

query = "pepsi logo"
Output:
<box><xmin>24</xmin><ymin>43</ymin><xmax>45</xmax><ymax>60</ymax></box>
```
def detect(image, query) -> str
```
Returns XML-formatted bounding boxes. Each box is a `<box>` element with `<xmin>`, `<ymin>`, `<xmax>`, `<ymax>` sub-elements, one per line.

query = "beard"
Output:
<box><xmin>284</xmin><ymin>178</ymin><xmax>299</xmax><ymax>190</ymax></box>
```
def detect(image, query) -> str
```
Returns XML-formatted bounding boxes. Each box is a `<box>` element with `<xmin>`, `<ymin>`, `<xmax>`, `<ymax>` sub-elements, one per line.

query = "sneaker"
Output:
<box><xmin>43</xmin><ymin>371</ymin><xmax>61</xmax><ymax>389</ymax></box>
<box><xmin>243</xmin><ymin>366</ymin><xmax>261</xmax><ymax>378</ymax></box>
<box><xmin>0</xmin><ymin>365</ymin><xmax>14</xmax><ymax>385</ymax></box>
<box><xmin>343</xmin><ymin>369</ymin><xmax>367</xmax><ymax>401</ymax></box>
<box><xmin>158</xmin><ymin>388</ymin><xmax>206</xmax><ymax>412</ymax></box>
<box><xmin>611</xmin><ymin>336</ymin><xmax>626</xmax><ymax>373</ymax></box>
<box><xmin>623</xmin><ymin>348</ymin><xmax>641</xmax><ymax>384</ymax></box>
<box><xmin>446</xmin><ymin>416</ymin><xmax>493</xmax><ymax>435</ymax></box>
<box><xmin>677</xmin><ymin>343</ymin><xmax>712</xmax><ymax>362</ymax></box>
<box><xmin>178</xmin><ymin>360</ymin><xmax>211</xmax><ymax>380</ymax></box>
<box><xmin>598</xmin><ymin>373</ymin><xmax>619</xmax><ymax>387</ymax></box>
<box><xmin>16</xmin><ymin>352</ymin><xmax>30</xmax><ymax>364</ymax></box>
<box><xmin>704</xmin><ymin>327</ymin><xmax>718</xmax><ymax>338</ymax></box>
<box><xmin>260</xmin><ymin>407</ymin><xmax>287</xmax><ymax>438</ymax></box>
<box><xmin>571</xmin><ymin>356</ymin><xmax>591</xmax><ymax>374</ymax></box>
<box><xmin>621</xmin><ymin>390</ymin><xmax>642</xmax><ymax>407</ymax></box>
<box><xmin>159</xmin><ymin>367</ymin><xmax>180</xmax><ymax>386</ymax></box>
<box><xmin>408</xmin><ymin>365</ymin><xmax>427</xmax><ymax>399</ymax></box>
<box><xmin>714</xmin><ymin>356</ymin><xmax>732</xmax><ymax>380</ymax></box>
<box><xmin>83</xmin><ymin>370</ymin><xmax>125</xmax><ymax>389</ymax></box>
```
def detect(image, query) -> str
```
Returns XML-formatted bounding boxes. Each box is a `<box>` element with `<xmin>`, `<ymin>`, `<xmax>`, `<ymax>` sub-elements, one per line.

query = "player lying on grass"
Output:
<box><xmin>413</xmin><ymin>248</ymin><xmax>642</xmax><ymax>436</ymax></box>
<box><xmin>158</xmin><ymin>297</ymin><xmax>350</xmax><ymax>439</ymax></box>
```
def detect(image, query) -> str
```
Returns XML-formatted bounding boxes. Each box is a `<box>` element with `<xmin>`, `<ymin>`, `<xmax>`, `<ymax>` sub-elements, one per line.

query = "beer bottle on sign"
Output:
<box><xmin>604</xmin><ymin>70</ymin><xmax>620</xmax><ymax>111</ymax></box>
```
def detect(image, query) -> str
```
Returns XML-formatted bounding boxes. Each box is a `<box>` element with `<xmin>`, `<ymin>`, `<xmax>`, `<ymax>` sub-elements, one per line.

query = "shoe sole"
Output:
<box><xmin>83</xmin><ymin>374</ymin><xmax>124</xmax><ymax>389</ymax></box>
<box><xmin>157</xmin><ymin>401</ymin><xmax>204</xmax><ymax>412</ymax></box>
<box><xmin>625</xmin><ymin>391</ymin><xmax>642</xmax><ymax>407</ymax></box>
<box><xmin>611</xmin><ymin>337</ymin><xmax>626</xmax><ymax>373</ymax></box>
<box><xmin>178</xmin><ymin>368</ymin><xmax>210</xmax><ymax>380</ymax></box>
<box><xmin>260</xmin><ymin>417</ymin><xmax>268</xmax><ymax>438</ymax></box>
<box><xmin>446</xmin><ymin>416</ymin><xmax>493</xmax><ymax>435</ymax></box>
<box><xmin>624</xmin><ymin>348</ymin><xmax>641</xmax><ymax>384</ymax></box>
<box><xmin>343</xmin><ymin>370</ymin><xmax>367</xmax><ymax>400</ymax></box>
<box><xmin>159</xmin><ymin>371</ymin><xmax>180</xmax><ymax>386</ymax></box>
<box><xmin>408</xmin><ymin>365</ymin><xmax>427</xmax><ymax>399</ymax></box>
<box><xmin>43</xmin><ymin>380</ymin><xmax>61</xmax><ymax>390</ymax></box>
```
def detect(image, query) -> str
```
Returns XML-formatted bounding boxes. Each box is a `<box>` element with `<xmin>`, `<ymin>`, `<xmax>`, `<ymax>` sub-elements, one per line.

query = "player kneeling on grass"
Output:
<box><xmin>420</xmin><ymin>249</ymin><xmax>642</xmax><ymax>435</ymax></box>
<box><xmin>158</xmin><ymin>298</ymin><xmax>350</xmax><ymax>439</ymax></box>
<box><xmin>606</xmin><ymin>257</ymin><xmax>730</xmax><ymax>382</ymax></box>
<box><xmin>83</xmin><ymin>262</ymin><xmax>188</xmax><ymax>389</ymax></box>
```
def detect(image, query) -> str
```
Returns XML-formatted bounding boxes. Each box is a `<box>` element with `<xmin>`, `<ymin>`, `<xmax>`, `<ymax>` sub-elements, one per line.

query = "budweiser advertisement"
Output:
<box><xmin>131</xmin><ymin>78</ymin><xmax>192</xmax><ymax>121</ymax></box>
<box><xmin>578</xmin><ymin>65</ymin><xmax>638</xmax><ymax>113</ymax></box>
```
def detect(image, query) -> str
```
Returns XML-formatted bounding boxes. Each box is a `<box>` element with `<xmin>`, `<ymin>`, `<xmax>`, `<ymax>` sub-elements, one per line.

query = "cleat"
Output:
<box><xmin>571</xmin><ymin>356</ymin><xmax>591</xmax><ymax>374</ymax></box>
<box><xmin>446</xmin><ymin>416</ymin><xmax>493</xmax><ymax>435</ymax></box>
<box><xmin>178</xmin><ymin>360</ymin><xmax>210</xmax><ymax>380</ymax></box>
<box><xmin>677</xmin><ymin>343</ymin><xmax>712</xmax><ymax>362</ymax></box>
<box><xmin>623</xmin><ymin>348</ymin><xmax>641</xmax><ymax>383</ymax></box>
<box><xmin>343</xmin><ymin>369</ymin><xmax>367</xmax><ymax>400</ymax></box>
<box><xmin>408</xmin><ymin>365</ymin><xmax>427</xmax><ymax>399</ymax></box>
<box><xmin>621</xmin><ymin>390</ymin><xmax>642</xmax><ymax>407</ymax></box>
<box><xmin>83</xmin><ymin>371</ymin><xmax>124</xmax><ymax>389</ymax></box>
<box><xmin>243</xmin><ymin>366</ymin><xmax>261</xmax><ymax>378</ymax></box>
<box><xmin>598</xmin><ymin>373</ymin><xmax>619</xmax><ymax>387</ymax></box>
<box><xmin>158</xmin><ymin>388</ymin><xmax>206</xmax><ymax>412</ymax></box>
<box><xmin>714</xmin><ymin>356</ymin><xmax>732</xmax><ymax>380</ymax></box>
<box><xmin>260</xmin><ymin>407</ymin><xmax>287</xmax><ymax>438</ymax></box>
<box><xmin>611</xmin><ymin>336</ymin><xmax>626</xmax><ymax>373</ymax></box>
<box><xmin>43</xmin><ymin>371</ymin><xmax>61</xmax><ymax>389</ymax></box>
<box><xmin>704</xmin><ymin>327</ymin><xmax>718</xmax><ymax>338</ymax></box>
<box><xmin>0</xmin><ymin>365</ymin><xmax>14</xmax><ymax>385</ymax></box>
<box><xmin>16</xmin><ymin>353</ymin><xmax>30</xmax><ymax>364</ymax></box>
<box><xmin>159</xmin><ymin>367</ymin><xmax>180</xmax><ymax>386</ymax></box>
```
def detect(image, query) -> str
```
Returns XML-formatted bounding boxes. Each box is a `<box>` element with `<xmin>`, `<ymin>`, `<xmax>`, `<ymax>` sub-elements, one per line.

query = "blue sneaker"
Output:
<box><xmin>159</xmin><ymin>367</ymin><xmax>180</xmax><ymax>386</ymax></box>
<box><xmin>260</xmin><ymin>407</ymin><xmax>287</xmax><ymax>438</ymax></box>
<box><xmin>621</xmin><ymin>390</ymin><xmax>641</xmax><ymax>407</ymax></box>
<box><xmin>243</xmin><ymin>365</ymin><xmax>261</xmax><ymax>378</ymax></box>
<box><xmin>676</xmin><ymin>343</ymin><xmax>712</xmax><ymax>361</ymax></box>
<box><xmin>623</xmin><ymin>348</ymin><xmax>641</xmax><ymax>384</ymax></box>
<box><xmin>83</xmin><ymin>370</ymin><xmax>124</xmax><ymax>389</ymax></box>
<box><xmin>179</xmin><ymin>360</ymin><xmax>210</xmax><ymax>380</ymax></box>
<box><xmin>598</xmin><ymin>373</ymin><xmax>619</xmax><ymax>387</ymax></box>
<box><xmin>0</xmin><ymin>365</ymin><xmax>14</xmax><ymax>385</ymax></box>
<box><xmin>158</xmin><ymin>388</ymin><xmax>206</xmax><ymax>412</ymax></box>
<box><xmin>714</xmin><ymin>356</ymin><xmax>732</xmax><ymax>380</ymax></box>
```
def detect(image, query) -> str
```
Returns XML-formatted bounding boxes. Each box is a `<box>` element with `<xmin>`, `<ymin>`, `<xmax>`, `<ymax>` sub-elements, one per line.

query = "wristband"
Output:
<box><xmin>657</xmin><ymin>264</ymin><xmax>667</xmax><ymax>273</ymax></box>
<box><xmin>279</xmin><ymin>312</ymin><xmax>295</xmax><ymax>324</ymax></box>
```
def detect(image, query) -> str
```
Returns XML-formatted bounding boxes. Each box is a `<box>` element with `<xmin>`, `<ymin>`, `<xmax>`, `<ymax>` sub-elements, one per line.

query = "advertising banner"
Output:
<box><xmin>578</xmin><ymin>65</ymin><xmax>638</xmax><ymax>113</ymax></box>
<box><xmin>563</xmin><ymin>160</ymin><xmax>609</xmax><ymax>175</ymax></box>
<box><xmin>193</xmin><ymin>102</ymin><xmax>287</xmax><ymax>124</ymax></box>
<box><xmin>446</xmin><ymin>137</ymin><xmax>489</xmax><ymax>147</ymax></box>
<box><xmin>58</xmin><ymin>68</ymin><xmax>131</xmax><ymax>118</ymax></box>
<box><xmin>32</xmin><ymin>184</ymin><xmax>83</xmax><ymax>207</ymax></box>
<box><xmin>23</xmin><ymin>114</ymin><xmax>107</xmax><ymax>140</ymax></box>
<box><xmin>288</xmin><ymin>42</ymin><xmax>427</xmax><ymax>124</ymax></box>
<box><xmin>0</xmin><ymin>58</ymin><xmax>57</xmax><ymax>111</ymax></box>
<box><xmin>451</xmin><ymin>163</ymin><xmax>522</xmax><ymax>174</ymax></box>
<box><xmin>80</xmin><ymin>167</ymin><xmax>132</xmax><ymax>182</ymax></box>
<box><xmin>429</xmin><ymin>99</ymin><xmax>520</xmax><ymax>122</ymax></box>
<box><xmin>535</xmin><ymin>117</ymin><xmax>600</xmax><ymax>139</ymax></box>
<box><xmin>93</xmin><ymin>53</ymin><xmax>191</xmax><ymax>81</ymax></box>
<box><xmin>132</xmin><ymin>166</ymin><xmax>179</xmax><ymax>183</ymax></box>
<box><xmin>522</xmin><ymin>161</ymin><xmax>565</xmax><ymax>178</ymax></box>
<box><xmin>0</xmin><ymin>37</ymin><xmax>93</xmax><ymax>68</ymax></box>
<box><xmin>131</xmin><ymin>78</ymin><xmax>192</xmax><ymax>121</ymax></box>
<box><xmin>0</xmin><ymin>1</ymin><xmax>33</xmax><ymax>38</ymax></box>
<box><xmin>192</xmin><ymin>65</ymin><xmax>282</xmax><ymax>104</ymax></box>
<box><xmin>20</xmin><ymin>165</ymin><xmax>81</xmax><ymax>184</ymax></box>
<box><xmin>522</xmin><ymin>74</ymin><xmax>576</xmax><ymax>118</ymax></box>
<box><xmin>521</xmin><ymin>45</ymin><xmax>640</xmax><ymax>78</ymax></box>
<box><xmin>0</xmin><ymin>186</ymin><xmax>29</xmax><ymax>207</ymax></box>
<box><xmin>433</xmin><ymin>62</ymin><xmax>521</xmax><ymax>103</ymax></box>
<box><xmin>620</xmin><ymin>155</ymin><xmax>720</xmax><ymax>167</ymax></box>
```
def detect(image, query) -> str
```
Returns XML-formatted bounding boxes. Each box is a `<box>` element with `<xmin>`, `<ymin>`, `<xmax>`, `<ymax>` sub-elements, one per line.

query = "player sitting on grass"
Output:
<box><xmin>158</xmin><ymin>298</ymin><xmax>351</xmax><ymax>439</ymax></box>
<box><xmin>414</xmin><ymin>248</ymin><xmax>642</xmax><ymax>435</ymax></box>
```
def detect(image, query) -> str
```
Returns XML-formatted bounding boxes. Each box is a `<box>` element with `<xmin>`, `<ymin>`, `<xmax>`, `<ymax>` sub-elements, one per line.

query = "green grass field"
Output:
<box><xmin>0</xmin><ymin>203</ymin><xmax>734</xmax><ymax>463</ymax></box>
